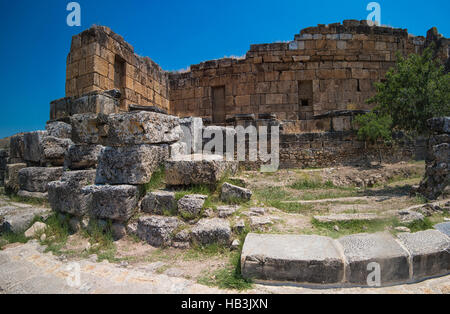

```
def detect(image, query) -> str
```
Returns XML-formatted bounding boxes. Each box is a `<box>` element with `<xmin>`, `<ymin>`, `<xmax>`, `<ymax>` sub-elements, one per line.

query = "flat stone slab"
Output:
<box><xmin>338</xmin><ymin>232</ymin><xmax>410</xmax><ymax>286</ymax></box>
<box><xmin>434</xmin><ymin>222</ymin><xmax>450</xmax><ymax>237</ymax></box>
<box><xmin>313</xmin><ymin>213</ymin><xmax>381</xmax><ymax>223</ymax></box>
<box><xmin>241</xmin><ymin>233</ymin><xmax>345</xmax><ymax>285</ymax></box>
<box><xmin>0</xmin><ymin>207</ymin><xmax>51</xmax><ymax>234</ymax></box>
<box><xmin>397</xmin><ymin>230</ymin><xmax>450</xmax><ymax>280</ymax></box>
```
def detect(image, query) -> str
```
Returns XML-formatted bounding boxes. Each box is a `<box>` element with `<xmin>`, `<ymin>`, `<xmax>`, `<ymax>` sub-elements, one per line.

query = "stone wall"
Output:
<box><xmin>65</xmin><ymin>21</ymin><xmax>449</xmax><ymax>133</ymax></box>
<box><xmin>66</xmin><ymin>26</ymin><xmax>170</xmax><ymax>112</ymax></box>
<box><xmin>169</xmin><ymin>21</ymin><xmax>449</xmax><ymax>132</ymax></box>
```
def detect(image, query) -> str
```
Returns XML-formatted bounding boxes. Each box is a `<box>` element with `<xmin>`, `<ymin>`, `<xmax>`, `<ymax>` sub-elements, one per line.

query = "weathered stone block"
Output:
<box><xmin>241</xmin><ymin>234</ymin><xmax>345</xmax><ymax>284</ymax></box>
<box><xmin>81</xmin><ymin>184</ymin><xmax>141</xmax><ymax>222</ymax></box>
<box><xmin>48</xmin><ymin>170</ymin><xmax>97</xmax><ymax>217</ymax></box>
<box><xmin>178</xmin><ymin>194</ymin><xmax>207</xmax><ymax>218</ymax></box>
<box><xmin>137</xmin><ymin>215</ymin><xmax>183</xmax><ymax>247</ymax></box>
<box><xmin>95</xmin><ymin>144</ymin><xmax>169</xmax><ymax>185</ymax></box>
<box><xmin>64</xmin><ymin>144</ymin><xmax>104</xmax><ymax>170</ymax></box>
<box><xmin>397</xmin><ymin>230</ymin><xmax>450</xmax><ymax>280</ymax></box>
<box><xmin>0</xmin><ymin>207</ymin><xmax>51</xmax><ymax>234</ymax></box>
<box><xmin>5</xmin><ymin>163</ymin><xmax>27</xmax><ymax>194</ymax></box>
<box><xmin>46</xmin><ymin>122</ymin><xmax>72</xmax><ymax>139</ymax></box>
<box><xmin>18</xmin><ymin>167</ymin><xmax>63</xmax><ymax>193</ymax></box>
<box><xmin>434</xmin><ymin>222</ymin><xmax>450</xmax><ymax>237</ymax></box>
<box><xmin>23</xmin><ymin>131</ymin><xmax>47</xmax><ymax>164</ymax></box>
<box><xmin>220</xmin><ymin>183</ymin><xmax>252</xmax><ymax>203</ymax></box>
<box><xmin>9</xmin><ymin>134</ymin><xmax>25</xmax><ymax>162</ymax></box>
<box><xmin>141</xmin><ymin>190</ymin><xmax>177</xmax><ymax>215</ymax></box>
<box><xmin>165</xmin><ymin>154</ymin><xmax>238</xmax><ymax>186</ymax></box>
<box><xmin>105</xmin><ymin>112</ymin><xmax>182</xmax><ymax>146</ymax></box>
<box><xmin>338</xmin><ymin>233</ymin><xmax>410</xmax><ymax>285</ymax></box>
<box><xmin>70</xmin><ymin>112</ymin><xmax>182</xmax><ymax>146</ymax></box>
<box><xmin>191</xmin><ymin>218</ymin><xmax>231</xmax><ymax>246</ymax></box>
<box><xmin>41</xmin><ymin>136</ymin><xmax>73</xmax><ymax>166</ymax></box>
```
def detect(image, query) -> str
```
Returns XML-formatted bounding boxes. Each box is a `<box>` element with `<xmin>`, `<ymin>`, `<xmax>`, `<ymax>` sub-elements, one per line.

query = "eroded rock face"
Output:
<box><xmin>177</xmin><ymin>194</ymin><xmax>207</xmax><ymax>218</ymax></box>
<box><xmin>81</xmin><ymin>185</ymin><xmax>141</xmax><ymax>222</ymax></box>
<box><xmin>220</xmin><ymin>183</ymin><xmax>252</xmax><ymax>203</ymax></box>
<box><xmin>48</xmin><ymin>170</ymin><xmax>97</xmax><ymax>217</ymax></box>
<box><xmin>418</xmin><ymin>117</ymin><xmax>449</xmax><ymax>200</ymax></box>
<box><xmin>18</xmin><ymin>167</ymin><xmax>63</xmax><ymax>193</ymax></box>
<box><xmin>191</xmin><ymin>218</ymin><xmax>231</xmax><ymax>245</ymax></box>
<box><xmin>70</xmin><ymin>112</ymin><xmax>182</xmax><ymax>146</ymax></box>
<box><xmin>137</xmin><ymin>215</ymin><xmax>183</xmax><ymax>247</ymax></box>
<box><xmin>165</xmin><ymin>154</ymin><xmax>238</xmax><ymax>186</ymax></box>
<box><xmin>141</xmin><ymin>191</ymin><xmax>177</xmax><ymax>215</ymax></box>
<box><xmin>64</xmin><ymin>144</ymin><xmax>104</xmax><ymax>170</ymax></box>
<box><xmin>95</xmin><ymin>144</ymin><xmax>169</xmax><ymax>185</ymax></box>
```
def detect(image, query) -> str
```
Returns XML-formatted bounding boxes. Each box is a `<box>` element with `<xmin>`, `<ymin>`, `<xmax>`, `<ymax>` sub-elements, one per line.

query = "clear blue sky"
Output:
<box><xmin>0</xmin><ymin>0</ymin><xmax>448</xmax><ymax>138</ymax></box>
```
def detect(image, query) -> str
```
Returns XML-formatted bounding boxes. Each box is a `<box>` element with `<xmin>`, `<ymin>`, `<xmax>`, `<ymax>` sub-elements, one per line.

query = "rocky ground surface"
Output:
<box><xmin>1</xmin><ymin>241</ymin><xmax>449</xmax><ymax>294</ymax></box>
<box><xmin>1</xmin><ymin>161</ymin><xmax>449</xmax><ymax>293</ymax></box>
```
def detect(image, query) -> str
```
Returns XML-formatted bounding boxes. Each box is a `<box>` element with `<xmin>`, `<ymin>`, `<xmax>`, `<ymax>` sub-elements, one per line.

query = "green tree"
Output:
<box><xmin>355</xmin><ymin>112</ymin><xmax>393</xmax><ymax>163</ymax></box>
<box><xmin>368</xmin><ymin>46</ymin><xmax>450</xmax><ymax>135</ymax></box>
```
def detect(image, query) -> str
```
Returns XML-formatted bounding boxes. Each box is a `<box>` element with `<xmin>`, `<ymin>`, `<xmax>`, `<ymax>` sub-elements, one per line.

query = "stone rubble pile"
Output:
<box><xmin>418</xmin><ymin>117</ymin><xmax>449</xmax><ymax>200</ymax></box>
<box><xmin>49</xmin><ymin>109</ymin><xmax>182</xmax><ymax>240</ymax></box>
<box><xmin>3</xmin><ymin>121</ymin><xmax>74</xmax><ymax>198</ymax></box>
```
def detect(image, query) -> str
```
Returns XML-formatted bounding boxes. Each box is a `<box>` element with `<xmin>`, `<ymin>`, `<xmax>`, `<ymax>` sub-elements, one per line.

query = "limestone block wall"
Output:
<box><xmin>66</xmin><ymin>26</ymin><xmax>170</xmax><ymax>112</ymax></box>
<box><xmin>169</xmin><ymin>21</ymin><xmax>449</xmax><ymax>132</ymax></box>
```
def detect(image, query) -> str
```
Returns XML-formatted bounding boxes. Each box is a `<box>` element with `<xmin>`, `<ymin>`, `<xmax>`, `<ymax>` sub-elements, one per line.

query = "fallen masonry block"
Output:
<box><xmin>9</xmin><ymin>134</ymin><xmax>25</xmax><ymax>163</ymax></box>
<box><xmin>165</xmin><ymin>154</ymin><xmax>238</xmax><ymax>187</ymax></box>
<box><xmin>4</xmin><ymin>163</ymin><xmax>27</xmax><ymax>194</ymax></box>
<box><xmin>141</xmin><ymin>190</ymin><xmax>177</xmax><ymax>215</ymax></box>
<box><xmin>397</xmin><ymin>230</ymin><xmax>450</xmax><ymax>280</ymax></box>
<box><xmin>241</xmin><ymin>233</ymin><xmax>344</xmax><ymax>284</ymax></box>
<box><xmin>81</xmin><ymin>184</ymin><xmax>141</xmax><ymax>222</ymax></box>
<box><xmin>338</xmin><ymin>232</ymin><xmax>410</xmax><ymax>286</ymax></box>
<box><xmin>434</xmin><ymin>222</ymin><xmax>450</xmax><ymax>237</ymax></box>
<box><xmin>64</xmin><ymin>144</ymin><xmax>104</xmax><ymax>170</ymax></box>
<box><xmin>105</xmin><ymin>112</ymin><xmax>182</xmax><ymax>146</ymax></box>
<box><xmin>137</xmin><ymin>215</ymin><xmax>184</xmax><ymax>247</ymax></box>
<box><xmin>70</xmin><ymin>112</ymin><xmax>182</xmax><ymax>146</ymax></box>
<box><xmin>95</xmin><ymin>144</ymin><xmax>169</xmax><ymax>185</ymax></box>
<box><xmin>48</xmin><ymin>170</ymin><xmax>97</xmax><ymax>217</ymax></box>
<box><xmin>177</xmin><ymin>194</ymin><xmax>207</xmax><ymax>219</ymax></box>
<box><xmin>0</xmin><ymin>207</ymin><xmax>51</xmax><ymax>234</ymax></box>
<box><xmin>50</xmin><ymin>89</ymin><xmax>121</xmax><ymax>120</ymax></box>
<box><xmin>217</xmin><ymin>205</ymin><xmax>238</xmax><ymax>218</ymax></box>
<box><xmin>220</xmin><ymin>183</ymin><xmax>252</xmax><ymax>203</ymax></box>
<box><xmin>45</xmin><ymin>121</ymin><xmax>72</xmax><ymax>139</ymax></box>
<box><xmin>23</xmin><ymin>131</ymin><xmax>47</xmax><ymax>164</ymax></box>
<box><xmin>191</xmin><ymin>218</ymin><xmax>232</xmax><ymax>246</ymax></box>
<box><xmin>18</xmin><ymin>167</ymin><xmax>63</xmax><ymax>193</ymax></box>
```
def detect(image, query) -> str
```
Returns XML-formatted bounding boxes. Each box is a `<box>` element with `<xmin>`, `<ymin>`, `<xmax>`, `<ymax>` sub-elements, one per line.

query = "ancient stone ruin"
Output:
<box><xmin>0</xmin><ymin>20</ymin><xmax>449</xmax><ymax>289</ymax></box>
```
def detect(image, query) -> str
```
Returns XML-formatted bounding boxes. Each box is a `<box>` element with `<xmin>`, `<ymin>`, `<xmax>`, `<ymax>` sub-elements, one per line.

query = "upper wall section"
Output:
<box><xmin>66</xmin><ymin>26</ymin><xmax>170</xmax><ymax>112</ymax></box>
<box><xmin>65</xmin><ymin>21</ymin><xmax>449</xmax><ymax>131</ymax></box>
<box><xmin>169</xmin><ymin>20</ymin><xmax>449</xmax><ymax>128</ymax></box>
